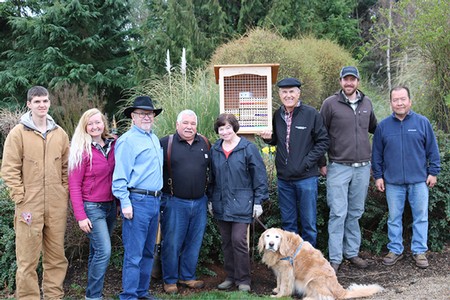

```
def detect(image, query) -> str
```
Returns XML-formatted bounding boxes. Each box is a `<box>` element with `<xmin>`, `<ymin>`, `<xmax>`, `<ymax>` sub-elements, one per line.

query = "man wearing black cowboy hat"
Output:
<box><xmin>112</xmin><ymin>95</ymin><xmax>163</xmax><ymax>300</ymax></box>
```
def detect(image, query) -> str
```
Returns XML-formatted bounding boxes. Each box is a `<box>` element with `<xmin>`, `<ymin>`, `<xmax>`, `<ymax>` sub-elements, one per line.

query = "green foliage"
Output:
<box><xmin>0</xmin><ymin>179</ymin><xmax>16</xmax><ymax>293</ymax></box>
<box><xmin>131</xmin><ymin>0</ymin><xmax>230</xmax><ymax>80</ymax></box>
<box><xmin>427</xmin><ymin>130</ymin><xmax>450</xmax><ymax>250</ymax></box>
<box><xmin>197</xmin><ymin>217</ymin><xmax>222</xmax><ymax>275</ymax></box>
<box><xmin>263</xmin><ymin>0</ymin><xmax>361</xmax><ymax>50</ymax></box>
<box><xmin>367</xmin><ymin>0</ymin><xmax>450</xmax><ymax>131</ymax></box>
<box><xmin>0</xmin><ymin>0</ymin><xmax>134</xmax><ymax>112</ymax></box>
<box><xmin>210</xmin><ymin>28</ymin><xmax>356</xmax><ymax>109</ymax></box>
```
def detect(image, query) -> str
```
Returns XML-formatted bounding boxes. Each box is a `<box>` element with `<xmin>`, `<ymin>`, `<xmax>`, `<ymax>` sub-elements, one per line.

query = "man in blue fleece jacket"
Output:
<box><xmin>372</xmin><ymin>86</ymin><xmax>440</xmax><ymax>269</ymax></box>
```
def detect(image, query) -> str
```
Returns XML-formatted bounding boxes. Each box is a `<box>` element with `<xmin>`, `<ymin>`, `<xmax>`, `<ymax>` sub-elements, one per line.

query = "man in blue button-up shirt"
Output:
<box><xmin>113</xmin><ymin>96</ymin><xmax>163</xmax><ymax>300</ymax></box>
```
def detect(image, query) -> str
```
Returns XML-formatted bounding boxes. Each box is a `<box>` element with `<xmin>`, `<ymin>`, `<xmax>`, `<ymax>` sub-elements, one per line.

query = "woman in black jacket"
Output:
<box><xmin>209</xmin><ymin>113</ymin><xmax>269</xmax><ymax>292</ymax></box>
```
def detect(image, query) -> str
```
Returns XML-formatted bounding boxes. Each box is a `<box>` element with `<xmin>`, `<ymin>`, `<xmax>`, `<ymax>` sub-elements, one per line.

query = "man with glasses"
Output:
<box><xmin>112</xmin><ymin>96</ymin><xmax>163</xmax><ymax>300</ymax></box>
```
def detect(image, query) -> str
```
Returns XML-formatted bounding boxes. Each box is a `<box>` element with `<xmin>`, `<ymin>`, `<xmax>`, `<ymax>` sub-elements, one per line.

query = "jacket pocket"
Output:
<box><xmin>227</xmin><ymin>188</ymin><xmax>253</xmax><ymax>218</ymax></box>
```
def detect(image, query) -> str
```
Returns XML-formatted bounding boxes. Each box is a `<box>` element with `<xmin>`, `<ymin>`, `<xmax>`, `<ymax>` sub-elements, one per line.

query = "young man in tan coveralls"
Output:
<box><xmin>2</xmin><ymin>86</ymin><xmax>70</xmax><ymax>299</ymax></box>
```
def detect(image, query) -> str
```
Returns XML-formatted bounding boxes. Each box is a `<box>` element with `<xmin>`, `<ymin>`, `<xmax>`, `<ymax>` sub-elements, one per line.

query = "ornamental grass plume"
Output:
<box><xmin>181</xmin><ymin>47</ymin><xmax>187</xmax><ymax>100</ymax></box>
<box><xmin>181</xmin><ymin>47</ymin><xmax>187</xmax><ymax>75</ymax></box>
<box><xmin>165</xmin><ymin>49</ymin><xmax>172</xmax><ymax>75</ymax></box>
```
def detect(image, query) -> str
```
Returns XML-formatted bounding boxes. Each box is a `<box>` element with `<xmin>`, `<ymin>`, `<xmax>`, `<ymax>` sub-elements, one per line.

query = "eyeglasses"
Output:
<box><xmin>133</xmin><ymin>112</ymin><xmax>155</xmax><ymax>118</ymax></box>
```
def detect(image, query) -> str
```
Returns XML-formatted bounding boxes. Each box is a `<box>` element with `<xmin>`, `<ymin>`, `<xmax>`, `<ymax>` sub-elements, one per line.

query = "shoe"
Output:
<box><xmin>382</xmin><ymin>252</ymin><xmax>404</xmax><ymax>266</ymax></box>
<box><xmin>138</xmin><ymin>296</ymin><xmax>160</xmax><ymax>300</ymax></box>
<box><xmin>163</xmin><ymin>283</ymin><xmax>178</xmax><ymax>294</ymax></box>
<box><xmin>331</xmin><ymin>263</ymin><xmax>340</xmax><ymax>274</ymax></box>
<box><xmin>413</xmin><ymin>253</ymin><xmax>429</xmax><ymax>269</ymax></box>
<box><xmin>348</xmin><ymin>256</ymin><xmax>368</xmax><ymax>268</ymax></box>
<box><xmin>179</xmin><ymin>280</ymin><xmax>205</xmax><ymax>289</ymax></box>
<box><xmin>217</xmin><ymin>280</ymin><xmax>234</xmax><ymax>290</ymax></box>
<box><xmin>238</xmin><ymin>284</ymin><xmax>251</xmax><ymax>292</ymax></box>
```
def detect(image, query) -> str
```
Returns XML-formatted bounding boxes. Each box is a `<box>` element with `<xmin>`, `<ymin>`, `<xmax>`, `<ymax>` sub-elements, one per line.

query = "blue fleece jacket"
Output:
<box><xmin>372</xmin><ymin>110</ymin><xmax>440</xmax><ymax>184</ymax></box>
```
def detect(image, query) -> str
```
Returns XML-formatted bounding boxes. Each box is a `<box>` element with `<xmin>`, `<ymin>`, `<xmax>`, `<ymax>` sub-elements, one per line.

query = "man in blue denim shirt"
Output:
<box><xmin>113</xmin><ymin>96</ymin><xmax>163</xmax><ymax>300</ymax></box>
<box><xmin>372</xmin><ymin>86</ymin><xmax>440</xmax><ymax>269</ymax></box>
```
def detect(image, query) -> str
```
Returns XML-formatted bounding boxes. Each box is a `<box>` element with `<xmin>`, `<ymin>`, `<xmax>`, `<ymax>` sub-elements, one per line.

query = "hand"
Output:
<box><xmin>78</xmin><ymin>218</ymin><xmax>92</xmax><ymax>233</ymax></box>
<box><xmin>208</xmin><ymin>202</ymin><xmax>214</xmax><ymax>216</ymax></box>
<box><xmin>319</xmin><ymin>166</ymin><xmax>327</xmax><ymax>177</ymax></box>
<box><xmin>253</xmin><ymin>204</ymin><xmax>263</xmax><ymax>218</ymax></box>
<box><xmin>122</xmin><ymin>206</ymin><xmax>133</xmax><ymax>220</ymax></box>
<box><xmin>259</xmin><ymin>130</ymin><xmax>273</xmax><ymax>140</ymax></box>
<box><xmin>375</xmin><ymin>178</ymin><xmax>385</xmax><ymax>192</ymax></box>
<box><xmin>426</xmin><ymin>175</ymin><xmax>437</xmax><ymax>188</ymax></box>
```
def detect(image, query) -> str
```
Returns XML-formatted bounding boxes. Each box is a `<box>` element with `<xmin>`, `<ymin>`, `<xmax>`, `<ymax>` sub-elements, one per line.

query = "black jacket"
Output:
<box><xmin>265</xmin><ymin>103</ymin><xmax>329</xmax><ymax>181</ymax></box>
<box><xmin>209</xmin><ymin>137</ymin><xmax>269</xmax><ymax>223</ymax></box>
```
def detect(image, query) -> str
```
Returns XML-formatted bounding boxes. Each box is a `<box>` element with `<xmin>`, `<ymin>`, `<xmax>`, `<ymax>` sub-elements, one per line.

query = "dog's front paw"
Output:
<box><xmin>272</xmin><ymin>287</ymin><xmax>279</xmax><ymax>295</ymax></box>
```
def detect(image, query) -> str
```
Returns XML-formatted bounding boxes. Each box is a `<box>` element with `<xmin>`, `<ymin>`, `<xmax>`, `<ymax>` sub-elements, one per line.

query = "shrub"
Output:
<box><xmin>0</xmin><ymin>106</ymin><xmax>28</xmax><ymax>160</ymax></box>
<box><xmin>50</xmin><ymin>82</ymin><xmax>107</xmax><ymax>138</ymax></box>
<box><xmin>0</xmin><ymin>179</ymin><xmax>16</xmax><ymax>293</ymax></box>
<box><xmin>209</xmin><ymin>28</ymin><xmax>356</xmax><ymax>110</ymax></box>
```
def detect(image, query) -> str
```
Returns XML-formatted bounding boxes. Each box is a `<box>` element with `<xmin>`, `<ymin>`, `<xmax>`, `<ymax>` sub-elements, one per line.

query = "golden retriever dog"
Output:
<box><xmin>258</xmin><ymin>228</ymin><xmax>383</xmax><ymax>299</ymax></box>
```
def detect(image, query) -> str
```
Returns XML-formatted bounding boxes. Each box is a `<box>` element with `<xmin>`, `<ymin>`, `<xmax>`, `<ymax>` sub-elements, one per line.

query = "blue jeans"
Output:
<box><xmin>385</xmin><ymin>182</ymin><xmax>429</xmax><ymax>255</ymax></box>
<box><xmin>326</xmin><ymin>162</ymin><xmax>370</xmax><ymax>264</ymax></box>
<box><xmin>161</xmin><ymin>194</ymin><xmax>207</xmax><ymax>284</ymax></box>
<box><xmin>84</xmin><ymin>201</ymin><xmax>117</xmax><ymax>300</ymax></box>
<box><xmin>277</xmin><ymin>176</ymin><xmax>318</xmax><ymax>246</ymax></box>
<box><xmin>120</xmin><ymin>193</ymin><xmax>160</xmax><ymax>300</ymax></box>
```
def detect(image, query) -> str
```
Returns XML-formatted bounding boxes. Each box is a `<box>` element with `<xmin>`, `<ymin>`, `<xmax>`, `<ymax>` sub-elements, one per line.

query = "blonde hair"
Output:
<box><xmin>69</xmin><ymin>108</ymin><xmax>113</xmax><ymax>172</ymax></box>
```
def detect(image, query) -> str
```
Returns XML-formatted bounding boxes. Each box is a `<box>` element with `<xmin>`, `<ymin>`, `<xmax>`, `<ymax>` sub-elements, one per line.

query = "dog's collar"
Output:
<box><xmin>280</xmin><ymin>241</ymin><xmax>304</xmax><ymax>266</ymax></box>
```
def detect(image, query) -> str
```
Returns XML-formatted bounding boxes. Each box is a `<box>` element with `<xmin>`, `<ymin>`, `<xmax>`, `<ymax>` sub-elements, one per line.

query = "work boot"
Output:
<box><xmin>163</xmin><ymin>283</ymin><xmax>178</xmax><ymax>294</ymax></box>
<box><xmin>178</xmin><ymin>280</ymin><xmax>205</xmax><ymax>289</ymax></box>
<box><xmin>382</xmin><ymin>252</ymin><xmax>404</xmax><ymax>266</ymax></box>
<box><xmin>331</xmin><ymin>263</ymin><xmax>340</xmax><ymax>274</ymax></box>
<box><xmin>413</xmin><ymin>254</ymin><xmax>429</xmax><ymax>269</ymax></box>
<box><xmin>348</xmin><ymin>256</ymin><xmax>368</xmax><ymax>268</ymax></box>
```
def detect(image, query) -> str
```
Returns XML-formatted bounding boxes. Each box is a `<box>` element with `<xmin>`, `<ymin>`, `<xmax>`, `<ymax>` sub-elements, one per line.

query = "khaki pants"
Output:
<box><xmin>15</xmin><ymin>207</ymin><xmax>68</xmax><ymax>300</ymax></box>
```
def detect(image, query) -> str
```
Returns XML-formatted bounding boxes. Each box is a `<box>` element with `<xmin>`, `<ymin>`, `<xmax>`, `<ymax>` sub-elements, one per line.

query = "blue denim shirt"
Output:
<box><xmin>112</xmin><ymin>125</ymin><xmax>163</xmax><ymax>209</ymax></box>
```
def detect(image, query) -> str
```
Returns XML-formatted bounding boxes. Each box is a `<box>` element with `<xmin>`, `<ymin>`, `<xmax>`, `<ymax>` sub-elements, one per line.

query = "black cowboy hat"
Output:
<box><xmin>123</xmin><ymin>96</ymin><xmax>163</xmax><ymax>118</ymax></box>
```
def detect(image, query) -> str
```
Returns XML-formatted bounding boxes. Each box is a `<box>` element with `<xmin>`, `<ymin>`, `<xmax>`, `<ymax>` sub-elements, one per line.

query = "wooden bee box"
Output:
<box><xmin>214</xmin><ymin>64</ymin><xmax>279</xmax><ymax>134</ymax></box>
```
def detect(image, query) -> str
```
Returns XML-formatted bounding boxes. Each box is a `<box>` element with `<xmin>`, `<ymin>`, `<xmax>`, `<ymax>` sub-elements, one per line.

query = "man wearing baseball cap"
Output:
<box><xmin>113</xmin><ymin>95</ymin><xmax>163</xmax><ymax>300</ymax></box>
<box><xmin>320</xmin><ymin>66</ymin><xmax>378</xmax><ymax>273</ymax></box>
<box><xmin>260</xmin><ymin>77</ymin><xmax>329</xmax><ymax>247</ymax></box>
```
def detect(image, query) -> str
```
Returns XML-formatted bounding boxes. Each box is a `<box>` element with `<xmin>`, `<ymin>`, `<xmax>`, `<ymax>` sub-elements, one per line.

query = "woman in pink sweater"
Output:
<box><xmin>69</xmin><ymin>108</ymin><xmax>117</xmax><ymax>300</ymax></box>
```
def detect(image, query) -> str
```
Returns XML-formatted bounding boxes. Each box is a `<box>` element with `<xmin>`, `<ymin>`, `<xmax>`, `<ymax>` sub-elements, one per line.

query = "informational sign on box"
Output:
<box><xmin>214</xmin><ymin>64</ymin><xmax>279</xmax><ymax>134</ymax></box>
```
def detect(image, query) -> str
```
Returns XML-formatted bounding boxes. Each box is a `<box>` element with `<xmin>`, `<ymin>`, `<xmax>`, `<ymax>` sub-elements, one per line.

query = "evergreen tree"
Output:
<box><xmin>263</xmin><ymin>0</ymin><xmax>360</xmax><ymax>49</ymax></box>
<box><xmin>133</xmin><ymin>0</ymin><xmax>229</xmax><ymax>79</ymax></box>
<box><xmin>0</xmin><ymin>0</ymin><xmax>134</xmax><ymax>109</ymax></box>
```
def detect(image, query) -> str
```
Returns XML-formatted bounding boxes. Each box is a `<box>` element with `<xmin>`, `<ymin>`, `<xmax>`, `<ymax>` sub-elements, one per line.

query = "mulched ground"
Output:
<box><xmin>63</xmin><ymin>244</ymin><xmax>449</xmax><ymax>299</ymax></box>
